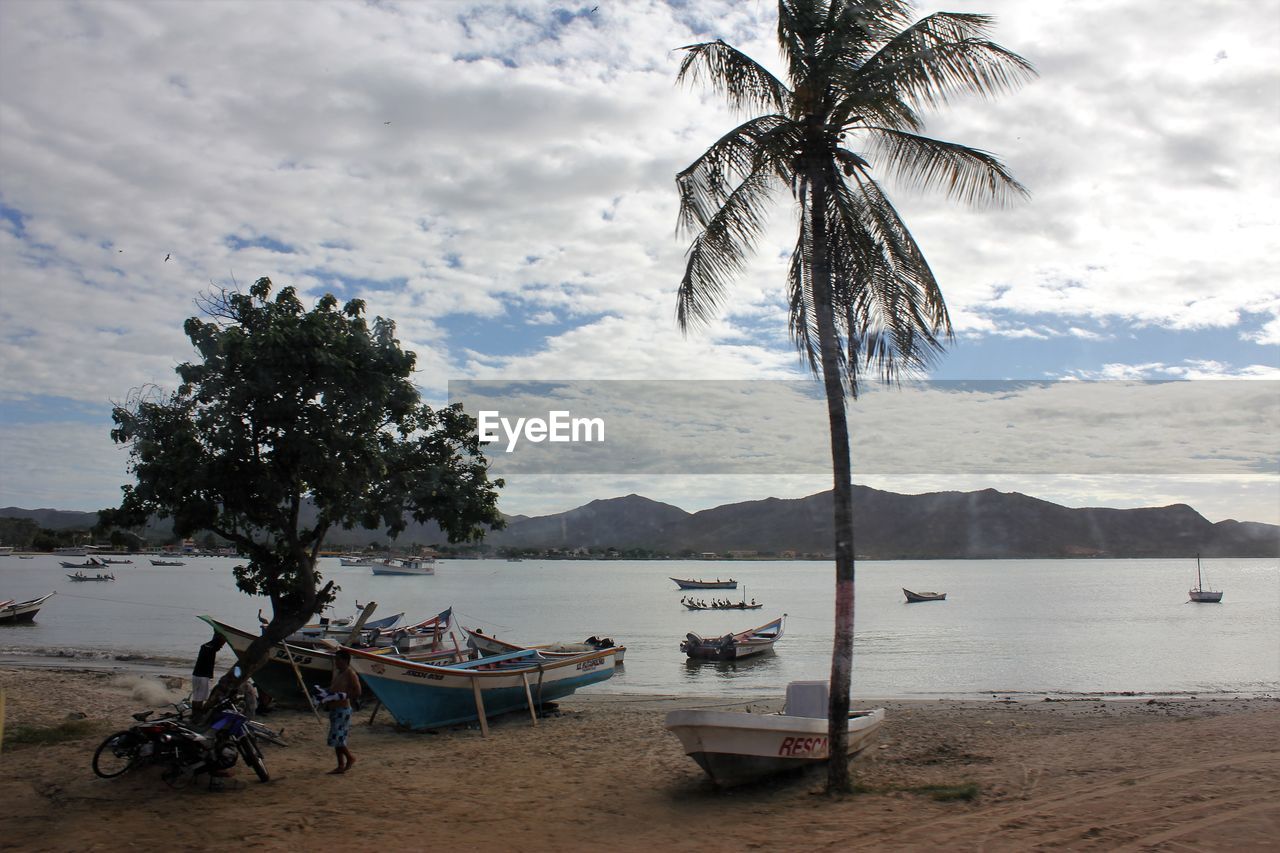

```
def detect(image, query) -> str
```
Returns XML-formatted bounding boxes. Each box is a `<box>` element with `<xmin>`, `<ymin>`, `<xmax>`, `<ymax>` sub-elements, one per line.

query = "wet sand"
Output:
<box><xmin>1</xmin><ymin>665</ymin><xmax>1277</xmax><ymax>851</ymax></box>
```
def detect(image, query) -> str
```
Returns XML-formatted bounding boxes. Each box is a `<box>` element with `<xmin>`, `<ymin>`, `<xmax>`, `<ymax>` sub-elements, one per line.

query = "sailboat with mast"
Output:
<box><xmin>1188</xmin><ymin>554</ymin><xmax>1223</xmax><ymax>603</ymax></box>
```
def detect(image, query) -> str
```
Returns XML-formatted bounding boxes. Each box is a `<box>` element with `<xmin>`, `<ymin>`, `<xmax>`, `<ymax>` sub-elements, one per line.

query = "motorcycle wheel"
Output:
<box><xmin>240</xmin><ymin>740</ymin><xmax>270</xmax><ymax>783</ymax></box>
<box><xmin>92</xmin><ymin>730</ymin><xmax>140</xmax><ymax>778</ymax></box>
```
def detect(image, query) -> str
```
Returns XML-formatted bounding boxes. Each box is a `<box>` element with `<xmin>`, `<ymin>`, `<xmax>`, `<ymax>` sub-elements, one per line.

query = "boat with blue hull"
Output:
<box><xmin>346</xmin><ymin>644</ymin><xmax>620</xmax><ymax>731</ymax></box>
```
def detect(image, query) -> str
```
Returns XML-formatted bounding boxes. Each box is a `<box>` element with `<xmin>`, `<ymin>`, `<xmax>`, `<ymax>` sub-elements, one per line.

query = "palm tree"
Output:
<box><xmin>674</xmin><ymin>0</ymin><xmax>1033</xmax><ymax>791</ymax></box>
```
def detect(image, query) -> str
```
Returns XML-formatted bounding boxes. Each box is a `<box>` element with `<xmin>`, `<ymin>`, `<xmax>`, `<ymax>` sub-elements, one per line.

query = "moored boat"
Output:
<box><xmin>1189</xmin><ymin>554</ymin><xmax>1223</xmax><ymax>603</ymax></box>
<box><xmin>670</xmin><ymin>577</ymin><xmax>738</xmax><ymax>590</ymax></box>
<box><xmin>150</xmin><ymin>559</ymin><xmax>186</xmax><ymax>566</ymax></box>
<box><xmin>346</xmin><ymin>644</ymin><xmax>619</xmax><ymax>731</ymax></box>
<box><xmin>0</xmin><ymin>592</ymin><xmax>55</xmax><ymax>624</ymax></box>
<box><xmin>903</xmin><ymin>588</ymin><xmax>946</xmax><ymax>602</ymax></box>
<box><xmin>681</xmin><ymin>595</ymin><xmax>762</xmax><ymax>611</ymax></box>
<box><xmin>461</xmin><ymin>624</ymin><xmax>626</xmax><ymax>664</ymax></box>
<box><xmin>681</xmin><ymin>614</ymin><xmax>785</xmax><ymax>661</ymax></box>
<box><xmin>371</xmin><ymin>557</ymin><xmax>435</xmax><ymax>576</ymax></box>
<box><xmin>67</xmin><ymin>571</ymin><xmax>115</xmax><ymax>582</ymax></box>
<box><xmin>665</xmin><ymin>681</ymin><xmax>884</xmax><ymax>787</ymax></box>
<box><xmin>60</xmin><ymin>557</ymin><xmax>111</xmax><ymax>569</ymax></box>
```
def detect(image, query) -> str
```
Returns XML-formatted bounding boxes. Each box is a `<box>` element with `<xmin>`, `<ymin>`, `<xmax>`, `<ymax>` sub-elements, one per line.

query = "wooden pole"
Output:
<box><xmin>521</xmin><ymin>672</ymin><xmax>538</xmax><ymax>727</ymax></box>
<box><xmin>470</xmin><ymin>675</ymin><xmax>490</xmax><ymax>737</ymax></box>
<box><xmin>282</xmin><ymin>642</ymin><xmax>324</xmax><ymax>726</ymax></box>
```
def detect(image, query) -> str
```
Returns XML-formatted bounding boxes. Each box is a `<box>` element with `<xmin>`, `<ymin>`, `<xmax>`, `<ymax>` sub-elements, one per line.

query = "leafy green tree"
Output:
<box><xmin>674</xmin><ymin>0</ymin><xmax>1031</xmax><ymax>790</ymax></box>
<box><xmin>104</xmin><ymin>277</ymin><xmax>503</xmax><ymax>706</ymax></box>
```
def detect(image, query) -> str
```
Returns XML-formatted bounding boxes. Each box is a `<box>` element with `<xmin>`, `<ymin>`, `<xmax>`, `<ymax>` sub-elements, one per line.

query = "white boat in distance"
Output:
<box><xmin>666</xmin><ymin>681</ymin><xmax>885</xmax><ymax>787</ymax></box>
<box><xmin>371</xmin><ymin>557</ymin><xmax>435</xmax><ymax>576</ymax></box>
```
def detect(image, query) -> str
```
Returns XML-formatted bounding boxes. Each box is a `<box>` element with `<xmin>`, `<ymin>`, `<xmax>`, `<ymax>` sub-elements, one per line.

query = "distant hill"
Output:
<box><xmin>4</xmin><ymin>487</ymin><xmax>1277</xmax><ymax>557</ymax></box>
<box><xmin>0</xmin><ymin>507</ymin><xmax>100</xmax><ymax>531</ymax></box>
<box><xmin>485</xmin><ymin>487</ymin><xmax>1279</xmax><ymax>558</ymax></box>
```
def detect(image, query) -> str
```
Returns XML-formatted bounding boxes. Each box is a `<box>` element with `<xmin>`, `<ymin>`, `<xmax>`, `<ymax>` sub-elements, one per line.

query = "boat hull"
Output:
<box><xmin>348</xmin><ymin>646</ymin><xmax>619</xmax><ymax>730</ymax></box>
<box><xmin>903</xmin><ymin>588</ymin><xmax>946</xmax><ymax>602</ymax></box>
<box><xmin>202</xmin><ymin>616</ymin><xmax>462</xmax><ymax>706</ymax></box>
<box><xmin>1189</xmin><ymin>589</ymin><xmax>1223</xmax><ymax>603</ymax></box>
<box><xmin>671</xmin><ymin>577</ymin><xmax>737</xmax><ymax>590</ymax></box>
<box><xmin>463</xmin><ymin>627</ymin><xmax>626</xmax><ymax>664</ymax></box>
<box><xmin>666</xmin><ymin>708</ymin><xmax>885</xmax><ymax>787</ymax></box>
<box><xmin>0</xmin><ymin>592</ymin><xmax>54</xmax><ymax>624</ymax></box>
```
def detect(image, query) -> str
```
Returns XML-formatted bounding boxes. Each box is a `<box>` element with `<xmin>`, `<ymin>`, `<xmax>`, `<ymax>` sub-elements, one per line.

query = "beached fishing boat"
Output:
<box><xmin>201</xmin><ymin>613</ymin><xmax>466</xmax><ymax>706</ymax></box>
<box><xmin>461</xmin><ymin>624</ymin><xmax>626</xmax><ymax>664</ymax></box>
<box><xmin>681</xmin><ymin>614</ymin><xmax>785</xmax><ymax>661</ymax></box>
<box><xmin>903</xmin><ymin>588</ymin><xmax>946</xmax><ymax>602</ymax></box>
<box><xmin>0</xmin><ymin>592</ymin><xmax>55</xmax><ymax>624</ymax></box>
<box><xmin>371</xmin><ymin>557</ymin><xmax>435</xmax><ymax>576</ymax></box>
<box><xmin>1189</xmin><ymin>555</ymin><xmax>1223</xmax><ymax>603</ymax></box>
<box><xmin>150</xmin><ymin>559</ymin><xmax>186</xmax><ymax>566</ymax></box>
<box><xmin>346</xmin><ymin>644</ymin><xmax>619</xmax><ymax>731</ymax></box>
<box><xmin>665</xmin><ymin>681</ymin><xmax>884</xmax><ymax>787</ymax></box>
<box><xmin>670</xmin><ymin>577</ymin><xmax>738</xmax><ymax>590</ymax></box>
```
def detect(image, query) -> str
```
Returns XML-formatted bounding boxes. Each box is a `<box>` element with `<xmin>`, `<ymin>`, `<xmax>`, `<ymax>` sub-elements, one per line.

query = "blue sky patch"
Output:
<box><xmin>225</xmin><ymin>234</ymin><xmax>296</xmax><ymax>254</ymax></box>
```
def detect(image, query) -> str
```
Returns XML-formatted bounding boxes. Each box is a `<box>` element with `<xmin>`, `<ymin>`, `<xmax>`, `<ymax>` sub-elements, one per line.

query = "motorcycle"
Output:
<box><xmin>92</xmin><ymin>691</ymin><xmax>272</xmax><ymax>788</ymax></box>
<box><xmin>91</xmin><ymin>701</ymin><xmax>190</xmax><ymax>779</ymax></box>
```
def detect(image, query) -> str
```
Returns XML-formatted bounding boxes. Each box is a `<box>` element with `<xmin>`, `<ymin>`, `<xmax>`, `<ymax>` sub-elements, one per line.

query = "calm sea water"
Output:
<box><xmin>2</xmin><ymin>556</ymin><xmax>1277</xmax><ymax>699</ymax></box>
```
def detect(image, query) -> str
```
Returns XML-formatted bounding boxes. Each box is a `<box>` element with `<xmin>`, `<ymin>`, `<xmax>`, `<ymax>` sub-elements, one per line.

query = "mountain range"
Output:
<box><xmin>4</xmin><ymin>485</ymin><xmax>1277</xmax><ymax>558</ymax></box>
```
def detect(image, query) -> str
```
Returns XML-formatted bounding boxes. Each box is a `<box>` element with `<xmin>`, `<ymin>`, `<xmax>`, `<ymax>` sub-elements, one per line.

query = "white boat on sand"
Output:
<box><xmin>665</xmin><ymin>681</ymin><xmax>884</xmax><ymax>787</ymax></box>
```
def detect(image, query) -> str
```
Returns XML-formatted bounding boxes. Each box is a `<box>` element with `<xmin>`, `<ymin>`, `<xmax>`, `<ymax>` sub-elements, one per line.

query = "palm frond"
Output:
<box><xmin>824</xmin><ymin>165</ymin><xmax>951</xmax><ymax>387</ymax></box>
<box><xmin>676</xmin><ymin>39</ymin><xmax>790</xmax><ymax>115</ymax></box>
<box><xmin>864</xmin><ymin>127</ymin><xmax>1028</xmax><ymax>206</ymax></box>
<box><xmin>786</xmin><ymin>227</ymin><xmax>821</xmax><ymax>374</ymax></box>
<box><xmin>676</xmin><ymin>115</ymin><xmax>795</xmax><ymax>235</ymax></box>
<box><xmin>855</xmin><ymin>12</ymin><xmax>1036</xmax><ymax>108</ymax></box>
<box><xmin>677</xmin><ymin>166</ymin><xmax>782</xmax><ymax>332</ymax></box>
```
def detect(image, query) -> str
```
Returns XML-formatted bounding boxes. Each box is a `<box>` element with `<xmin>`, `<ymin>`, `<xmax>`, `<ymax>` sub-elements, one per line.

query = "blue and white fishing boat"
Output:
<box><xmin>346</xmin><ymin>644</ymin><xmax>620</xmax><ymax>731</ymax></box>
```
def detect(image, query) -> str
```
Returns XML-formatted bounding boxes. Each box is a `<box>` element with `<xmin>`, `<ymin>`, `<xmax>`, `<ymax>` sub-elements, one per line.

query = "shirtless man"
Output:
<box><xmin>325</xmin><ymin>649</ymin><xmax>362</xmax><ymax>774</ymax></box>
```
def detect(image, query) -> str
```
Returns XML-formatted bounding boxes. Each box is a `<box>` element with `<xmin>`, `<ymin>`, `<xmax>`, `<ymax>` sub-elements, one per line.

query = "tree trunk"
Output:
<box><xmin>199</xmin><ymin>561</ymin><xmax>328</xmax><ymax>721</ymax></box>
<box><xmin>807</xmin><ymin>168</ymin><xmax>858</xmax><ymax>793</ymax></box>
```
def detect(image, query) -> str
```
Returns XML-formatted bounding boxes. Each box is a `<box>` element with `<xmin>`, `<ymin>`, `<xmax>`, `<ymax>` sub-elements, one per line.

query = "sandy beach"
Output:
<box><xmin>1</xmin><ymin>665</ymin><xmax>1277</xmax><ymax>851</ymax></box>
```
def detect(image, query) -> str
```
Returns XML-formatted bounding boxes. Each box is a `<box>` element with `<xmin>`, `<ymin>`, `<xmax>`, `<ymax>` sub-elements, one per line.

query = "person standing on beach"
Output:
<box><xmin>191</xmin><ymin>633</ymin><xmax>226</xmax><ymax>713</ymax></box>
<box><xmin>324</xmin><ymin>649</ymin><xmax>361</xmax><ymax>774</ymax></box>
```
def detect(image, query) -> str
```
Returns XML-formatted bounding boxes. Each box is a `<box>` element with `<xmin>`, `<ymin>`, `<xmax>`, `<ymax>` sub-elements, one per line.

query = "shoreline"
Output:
<box><xmin>2</xmin><ymin>664</ymin><xmax>1278</xmax><ymax>850</ymax></box>
<box><xmin>2</xmin><ymin>652</ymin><xmax>1275</xmax><ymax>703</ymax></box>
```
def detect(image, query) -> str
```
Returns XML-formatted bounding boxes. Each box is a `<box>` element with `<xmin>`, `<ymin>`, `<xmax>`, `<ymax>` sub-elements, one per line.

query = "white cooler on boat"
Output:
<box><xmin>784</xmin><ymin>680</ymin><xmax>829</xmax><ymax>717</ymax></box>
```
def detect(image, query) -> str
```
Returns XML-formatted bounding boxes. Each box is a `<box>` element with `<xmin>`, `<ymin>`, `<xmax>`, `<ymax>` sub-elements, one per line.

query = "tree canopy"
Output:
<box><xmin>103</xmin><ymin>277</ymin><xmax>503</xmax><ymax>694</ymax></box>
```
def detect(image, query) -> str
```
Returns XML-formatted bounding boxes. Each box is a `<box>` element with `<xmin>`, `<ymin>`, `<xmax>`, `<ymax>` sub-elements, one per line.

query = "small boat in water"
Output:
<box><xmin>0</xmin><ymin>592</ymin><xmax>55</xmax><ymax>624</ymax></box>
<box><xmin>67</xmin><ymin>571</ymin><xmax>115</xmax><ymax>582</ymax></box>
<box><xmin>150</xmin><ymin>559</ymin><xmax>186</xmax><ymax>566</ymax></box>
<box><xmin>666</xmin><ymin>680</ymin><xmax>884</xmax><ymax>787</ymax></box>
<box><xmin>681</xmin><ymin>614</ymin><xmax>784</xmax><ymax>661</ymax></box>
<box><xmin>681</xmin><ymin>596</ymin><xmax>762</xmax><ymax>611</ymax></box>
<box><xmin>670</xmin><ymin>577</ymin><xmax>738</xmax><ymax>590</ymax></box>
<box><xmin>903</xmin><ymin>588</ymin><xmax>946</xmax><ymax>602</ymax></box>
<box><xmin>1189</xmin><ymin>555</ymin><xmax>1223</xmax><ymax>603</ymax></box>
<box><xmin>371</xmin><ymin>557</ymin><xmax>435</xmax><ymax>576</ymax></box>
<box><xmin>60</xmin><ymin>557</ymin><xmax>112</xmax><ymax>569</ymax></box>
<box><xmin>461</xmin><ymin>624</ymin><xmax>626</xmax><ymax>664</ymax></box>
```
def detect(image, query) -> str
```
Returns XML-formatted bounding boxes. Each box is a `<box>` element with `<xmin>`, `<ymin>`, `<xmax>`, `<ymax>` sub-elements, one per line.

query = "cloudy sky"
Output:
<box><xmin>1</xmin><ymin>0</ymin><xmax>1276</xmax><ymax>523</ymax></box>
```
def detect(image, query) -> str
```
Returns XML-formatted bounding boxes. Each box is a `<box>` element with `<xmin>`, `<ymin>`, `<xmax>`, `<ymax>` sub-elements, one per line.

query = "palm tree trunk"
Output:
<box><xmin>806</xmin><ymin>168</ymin><xmax>857</xmax><ymax>793</ymax></box>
